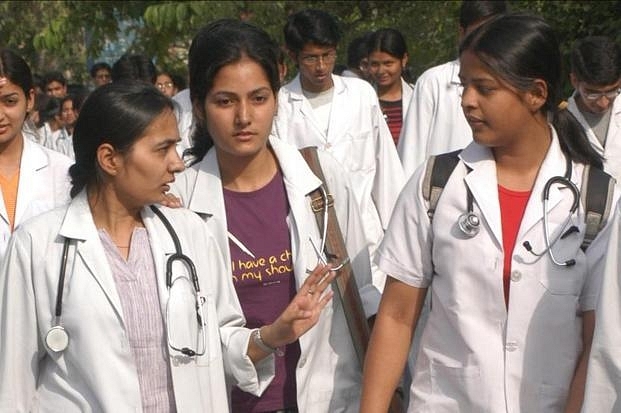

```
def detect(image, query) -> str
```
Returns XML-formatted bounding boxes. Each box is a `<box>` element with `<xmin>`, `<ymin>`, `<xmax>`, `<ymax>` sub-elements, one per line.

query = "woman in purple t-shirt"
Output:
<box><xmin>171</xmin><ymin>18</ymin><xmax>379</xmax><ymax>413</ymax></box>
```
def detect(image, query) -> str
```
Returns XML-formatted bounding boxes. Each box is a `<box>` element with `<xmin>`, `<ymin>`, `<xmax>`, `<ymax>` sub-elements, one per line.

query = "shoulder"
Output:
<box><xmin>338</xmin><ymin>75</ymin><xmax>376</xmax><ymax>95</ymax></box>
<box><xmin>415</xmin><ymin>60</ymin><xmax>457</xmax><ymax>85</ymax></box>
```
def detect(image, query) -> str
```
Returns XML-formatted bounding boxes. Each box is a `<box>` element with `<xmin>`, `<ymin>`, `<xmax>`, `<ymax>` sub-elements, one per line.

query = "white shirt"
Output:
<box><xmin>272</xmin><ymin>73</ymin><xmax>405</xmax><ymax>291</ymax></box>
<box><xmin>0</xmin><ymin>192</ymin><xmax>274</xmax><ymax>412</ymax></box>
<box><xmin>171</xmin><ymin>136</ymin><xmax>381</xmax><ymax>412</ymax></box>
<box><xmin>172</xmin><ymin>89</ymin><xmax>194</xmax><ymax>157</ymax></box>
<box><xmin>377</xmin><ymin>130</ymin><xmax>618</xmax><ymax>412</ymax></box>
<box><xmin>568</xmin><ymin>93</ymin><xmax>621</xmax><ymax>181</ymax></box>
<box><xmin>398</xmin><ymin>59</ymin><xmax>472</xmax><ymax>178</ymax></box>
<box><xmin>0</xmin><ymin>137</ymin><xmax>72</xmax><ymax>261</ymax></box>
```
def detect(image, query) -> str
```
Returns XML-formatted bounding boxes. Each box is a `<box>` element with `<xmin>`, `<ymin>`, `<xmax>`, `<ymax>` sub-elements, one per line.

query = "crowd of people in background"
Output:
<box><xmin>1</xmin><ymin>1</ymin><xmax>621</xmax><ymax>412</ymax></box>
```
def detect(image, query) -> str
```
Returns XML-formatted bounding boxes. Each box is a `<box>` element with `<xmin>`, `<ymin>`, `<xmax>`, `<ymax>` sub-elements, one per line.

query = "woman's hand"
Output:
<box><xmin>248</xmin><ymin>264</ymin><xmax>336</xmax><ymax>359</ymax></box>
<box><xmin>159</xmin><ymin>192</ymin><xmax>183</xmax><ymax>208</ymax></box>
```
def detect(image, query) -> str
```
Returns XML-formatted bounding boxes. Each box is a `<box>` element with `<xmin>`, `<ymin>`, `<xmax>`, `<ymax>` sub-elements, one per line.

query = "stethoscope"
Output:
<box><xmin>457</xmin><ymin>158</ymin><xmax>580</xmax><ymax>267</ymax></box>
<box><xmin>227</xmin><ymin>185</ymin><xmax>350</xmax><ymax>271</ymax></box>
<box><xmin>45</xmin><ymin>206</ymin><xmax>207</xmax><ymax>356</ymax></box>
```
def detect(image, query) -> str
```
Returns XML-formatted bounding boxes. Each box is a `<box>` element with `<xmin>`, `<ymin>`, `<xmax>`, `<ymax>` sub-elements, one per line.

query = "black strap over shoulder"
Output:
<box><xmin>422</xmin><ymin>149</ymin><xmax>462</xmax><ymax>221</ymax></box>
<box><xmin>580</xmin><ymin>164</ymin><xmax>615</xmax><ymax>250</ymax></box>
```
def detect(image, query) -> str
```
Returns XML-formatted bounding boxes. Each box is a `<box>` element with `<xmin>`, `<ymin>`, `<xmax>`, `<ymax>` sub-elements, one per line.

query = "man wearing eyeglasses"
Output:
<box><xmin>272</xmin><ymin>9</ymin><xmax>405</xmax><ymax>297</ymax></box>
<box><xmin>568</xmin><ymin>35</ymin><xmax>621</xmax><ymax>180</ymax></box>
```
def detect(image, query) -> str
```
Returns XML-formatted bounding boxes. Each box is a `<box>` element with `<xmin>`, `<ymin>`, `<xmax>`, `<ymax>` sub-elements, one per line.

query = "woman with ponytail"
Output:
<box><xmin>361</xmin><ymin>13</ymin><xmax>618</xmax><ymax>413</ymax></box>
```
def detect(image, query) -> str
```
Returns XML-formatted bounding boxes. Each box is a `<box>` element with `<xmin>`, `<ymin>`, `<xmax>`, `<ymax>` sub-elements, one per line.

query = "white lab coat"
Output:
<box><xmin>172</xmin><ymin>88</ymin><xmax>194</xmax><ymax>156</ymax></box>
<box><xmin>400</xmin><ymin>77</ymin><xmax>414</xmax><ymax>130</ymax></box>
<box><xmin>582</xmin><ymin>200</ymin><xmax>621</xmax><ymax>413</ymax></box>
<box><xmin>171</xmin><ymin>136</ymin><xmax>381</xmax><ymax>412</ymax></box>
<box><xmin>0</xmin><ymin>137</ymin><xmax>72</xmax><ymax>261</ymax></box>
<box><xmin>568</xmin><ymin>93</ymin><xmax>621</xmax><ymax>181</ymax></box>
<box><xmin>0</xmin><ymin>191</ymin><xmax>274</xmax><ymax>412</ymax></box>
<box><xmin>272</xmin><ymin>73</ymin><xmax>405</xmax><ymax>291</ymax></box>
<box><xmin>376</xmin><ymin>129</ymin><xmax>618</xmax><ymax>412</ymax></box>
<box><xmin>397</xmin><ymin>59</ymin><xmax>473</xmax><ymax>179</ymax></box>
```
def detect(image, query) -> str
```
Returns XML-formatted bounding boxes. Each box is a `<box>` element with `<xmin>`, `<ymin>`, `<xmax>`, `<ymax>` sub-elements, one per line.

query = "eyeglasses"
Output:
<box><xmin>300</xmin><ymin>51</ymin><xmax>337</xmax><ymax>66</ymax></box>
<box><xmin>166</xmin><ymin>275</ymin><xmax>207</xmax><ymax>357</ymax></box>
<box><xmin>156</xmin><ymin>81</ymin><xmax>174</xmax><ymax>90</ymax></box>
<box><xmin>579</xmin><ymin>84</ymin><xmax>621</xmax><ymax>101</ymax></box>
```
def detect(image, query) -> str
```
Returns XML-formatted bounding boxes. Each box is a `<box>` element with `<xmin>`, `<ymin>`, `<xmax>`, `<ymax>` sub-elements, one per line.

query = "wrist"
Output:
<box><xmin>252</xmin><ymin>327</ymin><xmax>284</xmax><ymax>357</ymax></box>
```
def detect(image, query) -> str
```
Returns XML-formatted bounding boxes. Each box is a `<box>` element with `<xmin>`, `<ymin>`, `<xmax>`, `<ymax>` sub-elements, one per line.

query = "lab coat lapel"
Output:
<box><xmin>13</xmin><ymin>139</ymin><xmax>47</xmax><ymax>226</ymax></box>
<box><xmin>270</xmin><ymin>137</ymin><xmax>323</xmax><ymax>289</ymax></box>
<box><xmin>186</xmin><ymin>149</ymin><xmax>229</xmax><ymax>249</ymax></box>
<box><xmin>462</xmin><ymin>145</ymin><xmax>503</xmax><ymax>247</ymax></box>
<box><xmin>325</xmin><ymin>75</ymin><xmax>348</xmax><ymax>140</ymax></box>
<box><xmin>59</xmin><ymin>192</ymin><xmax>127</xmax><ymax>327</ymax></box>
<box><xmin>517</xmin><ymin>132</ymin><xmax>567</xmax><ymax>239</ymax></box>
<box><xmin>141</xmin><ymin>206</ymin><xmax>175</xmax><ymax>318</ymax></box>
<box><xmin>287</xmin><ymin>74</ymin><xmax>329</xmax><ymax>140</ymax></box>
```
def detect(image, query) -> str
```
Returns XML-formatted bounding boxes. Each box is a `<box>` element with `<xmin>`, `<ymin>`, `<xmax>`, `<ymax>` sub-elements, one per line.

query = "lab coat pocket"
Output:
<box><xmin>430</xmin><ymin>361</ymin><xmax>482</xmax><ymax>412</ymax></box>
<box><xmin>338</xmin><ymin>132</ymin><xmax>375</xmax><ymax>173</ymax></box>
<box><xmin>535</xmin><ymin>262</ymin><xmax>584</xmax><ymax>296</ymax></box>
<box><xmin>196</xmin><ymin>294</ymin><xmax>222</xmax><ymax>366</ymax></box>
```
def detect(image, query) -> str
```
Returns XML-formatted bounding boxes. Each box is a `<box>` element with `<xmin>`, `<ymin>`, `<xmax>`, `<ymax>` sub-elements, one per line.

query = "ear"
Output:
<box><xmin>287</xmin><ymin>51</ymin><xmax>299</xmax><ymax>67</ymax></box>
<box><xmin>401</xmin><ymin>53</ymin><xmax>409</xmax><ymax>69</ymax></box>
<box><xmin>96</xmin><ymin>143</ymin><xmax>121</xmax><ymax>177</ymax></box>
<box><xmin>526</xmin><ymin>79</ymin><xmax>548</xmax><ymax>112</ymax></box>
<box><xmin>569</xmin><ymin>73</ymin><xmax>579</xmax><ymax>90</ymax></box>
<box><xmin>26</xmin><ymin>88</ymin><xmax>35</xmax><ymax>113</ymax></box>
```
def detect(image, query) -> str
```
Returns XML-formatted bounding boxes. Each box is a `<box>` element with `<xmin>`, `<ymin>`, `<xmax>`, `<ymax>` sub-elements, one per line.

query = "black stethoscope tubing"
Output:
<box><xmin>48</xmin><ymin>205</ymin><xmax>201</xmax><ymax>352</ymax></box>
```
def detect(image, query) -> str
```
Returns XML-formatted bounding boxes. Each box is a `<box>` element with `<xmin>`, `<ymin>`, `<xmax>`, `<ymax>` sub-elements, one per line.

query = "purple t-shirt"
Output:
<box><xmin>224</xmin><ymin>169</ymin><xmax>299</xmax><ymax>412</ymax></box>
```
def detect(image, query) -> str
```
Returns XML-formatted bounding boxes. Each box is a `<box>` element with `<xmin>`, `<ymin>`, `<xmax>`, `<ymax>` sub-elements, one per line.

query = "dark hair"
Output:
<box><xmin>69</xmin><ymin>81</ymin><xmax>174</xmax><ymax>198</ymax></box>
<box><xmin>187</xmin><ymin>18</ymin><xmax>280</xmax><ymax>163</ymax></box>
<box><xmin>367</xmin><ymin>28</ymin><xmax>413</xmax><ymax>83</ymax></box>
<box><xmin>89</xmin><ymin>62</ymin><xmax>112</xmax><ymax>78</ymax></box>
<box><xmin>42</xmin><ymin>70</ymin><xmax>67</xmax><ymax>87</ymax></box>
<box><xmin>170</xmin><ymin>73</ymin><xmax>187</xmax><ymax>91</ymax></box>
<box><xmin>0</xmin><ymin>49</ymin><xmax>34</xmax><ymax>97</ymax></box>
<box><xmin>460</xmin><ymin>13</ymin><xmax>603</xmax><ymax>168</ymax></box>
<box><xmin>571</xmin><ymin>36</ymin><xmax>621</xmax><ymax>86</ymax></box>
<box><xmin>347</xmin><ymin>33</ymin><xmax>371</xmax><ymax>69</ymax></box>
<box><xmin>459</xmin><ymin>0</ymin><xmax>508</xmax><ymax>30</ymax></box>
<box><xmin>39</xmin><ymin>96</ymin><xmax>62</xmax><ymax>123</ymax></box>
<box><xmin>284</xmin><ymin>9</ymin><xmax>341</xmax><ymax>55</ymax></box>
<box><xmin>111</xmin><ymin>53</ymin><xmax>157</xmax><ymax>84</ymax></box>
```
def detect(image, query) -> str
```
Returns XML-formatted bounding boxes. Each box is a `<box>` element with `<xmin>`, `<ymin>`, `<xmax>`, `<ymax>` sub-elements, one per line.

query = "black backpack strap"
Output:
<box><xmin>422</xmin><ymin>149</ymin><xmax>462</xmax><ymax>221</ymax></box>
<box><xmin>580</xmin><ymin>164</ymin><xmax>616</xmax><ymax>251</ymax></box>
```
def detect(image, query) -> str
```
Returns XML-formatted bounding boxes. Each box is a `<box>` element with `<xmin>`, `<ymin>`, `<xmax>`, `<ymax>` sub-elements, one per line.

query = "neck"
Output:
<box><xmin>300</xmin><ymin>74</ymin><xmax>333</xmax><ymax>94</ymax></box>
<box><xmin>217</xmin><ymin>145</ymin><xmax>279</xmax><ymax>192</ymax></box>
<box><xmin>0</xmin><ymin>133</ymin><xmax>24</xmax><ymax>177</ymax></box>
<box><xmin>494</xmin><ymin>115</ymin><xmax>551</xmax><ymax>191</ymax></box>
<box><xmin>378</xmin><ymin>79</ymin><xmax>402</xmax><ymax>101</ymax></box>
<box><xmin>88</xmin><ymin>185</ymin><xmax>144</xmax><ymax>245</ymax></box>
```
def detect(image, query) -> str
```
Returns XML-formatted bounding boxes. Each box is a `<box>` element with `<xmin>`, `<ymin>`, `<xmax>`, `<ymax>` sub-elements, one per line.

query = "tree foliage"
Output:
<box><xmin>1</xmin><ymin>0</ymin><xmax>619</xmax><ymax>89</ymax></box>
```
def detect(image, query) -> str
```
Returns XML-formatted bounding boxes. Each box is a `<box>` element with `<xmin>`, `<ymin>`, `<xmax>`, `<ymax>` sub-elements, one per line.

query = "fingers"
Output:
<box><xmin>304</xmin><ymin>263</ymin><xmax>337</xmax><ymax>289</ymax></box>
<box><xmin>160</xmin><ymin>192</ymin><xmax>183</xmax><ymax>208</ymax></box>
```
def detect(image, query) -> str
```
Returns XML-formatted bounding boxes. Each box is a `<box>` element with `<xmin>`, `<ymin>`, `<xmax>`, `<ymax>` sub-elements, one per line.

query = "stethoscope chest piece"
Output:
<box><xmin>458</xmin><ymin>212</ymin><xmax>480</xmax><ymax>238</ymax></box>
<box><xmin>45</xmin><ymin>325</ymin><xmax>69</xmax><ymax>353</ymax></box>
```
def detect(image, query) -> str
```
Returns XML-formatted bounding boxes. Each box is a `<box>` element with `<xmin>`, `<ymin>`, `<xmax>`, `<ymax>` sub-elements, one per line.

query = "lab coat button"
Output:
<box><xmin>298</xmin><ymin>357</ymin><xmax>307</xmax><ymax>368</ymax></box>
<box><xmin>505</xmin><ymin>341</ymin><xmax>518</xmax><ymax>352</ymax></box>
<box><xmin>324</xmin><ymin>143</ymin><xmax>332</xmax><ymax>149</ymax></box>
<box><xmin>510</xmin><ymin>270</ymin><xmax>522</xmax><ymax>282</ymax></box>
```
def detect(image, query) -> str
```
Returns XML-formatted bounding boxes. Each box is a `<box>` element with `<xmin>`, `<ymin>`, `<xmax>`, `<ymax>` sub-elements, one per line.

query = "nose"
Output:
<box><xmin>235</xmin><ymin>100</ymin><xmax>251</xmax><ymax>127</ymax></box>
<box><xmin>594</xmin><ymin>95</ymin><xmax>613</xmax><ymax>110</ymax></box>
<box><xmin>170</xmin><ymin>149</ymin><xmax>185</xmax><ymax>173</ymax></box>
<box><xmin>460</xmin><ymin>85</ymin><xmax>475</xmax><ymax>109</ymax></box>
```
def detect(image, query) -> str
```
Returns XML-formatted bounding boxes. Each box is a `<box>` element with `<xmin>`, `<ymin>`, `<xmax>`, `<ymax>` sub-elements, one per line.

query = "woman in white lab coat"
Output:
<box><xmin>171</xmin><ymin>19</ymin><xmax>380</xmax><ymax>412</ymax></box>
<box><xmin>0</xmin><ymin>82</ymin><xmax>335</xmax><ymax>412</ymax></box>
<box><xmin>367</xmin><ymin>28</ymin><xmax>414</xmax><ymax>147</ymax></box>
<box><xmin>361</xmin><ymin>14</ymin><xmax>618</xmax><ymax>413</ymax></box>
<box><xmin>0</xmin><ymin>49</ymin><xmax>72</xmax><ymax>261</ymax></box>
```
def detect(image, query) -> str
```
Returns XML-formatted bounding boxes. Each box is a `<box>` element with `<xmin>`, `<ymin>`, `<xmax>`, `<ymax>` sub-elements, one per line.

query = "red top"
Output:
<box><xmin>498</xmin><ymin>185</ymin><xmax>531</xmax><ymax>307</ymax></box>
